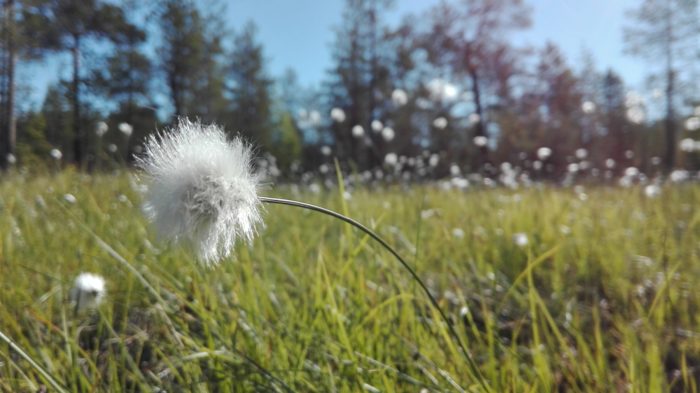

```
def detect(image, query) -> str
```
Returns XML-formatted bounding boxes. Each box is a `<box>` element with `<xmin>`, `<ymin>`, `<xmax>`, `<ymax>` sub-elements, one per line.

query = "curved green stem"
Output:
<box><xmin>0</xmin><ymin>329</ymin><xmax>68</xmax><ymax>393</ymax></box>
<box><xmin>260</xmin><ymin>196</ymin><xmax>489</xmax><ymax>391</ymax></box>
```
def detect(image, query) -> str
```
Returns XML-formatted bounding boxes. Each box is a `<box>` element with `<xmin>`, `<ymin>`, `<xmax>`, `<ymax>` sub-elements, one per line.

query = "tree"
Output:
<box><xmin>47</xmin><ymin>0</ymin><xmax>140</xmax><ymax>166</ymax></box>
<box><xmin>624</xmin><ymin>0</ymin><xmax>700</xmax><ymax>172</ymax></box>
<box><xmin>226</xmin><ymin>22</ymin><xmax>273</xmax><ymax>148</ymax></box>
<box><xmin>0</xmin><ymin>0</ymin><xmax>54</xmax><ymax>169</ymax></box>
<box><xmin>424</xmin><ymin>0</ymin><xmax>531</xmax><ymax>165</ymax></box>
<box><xmin>157</xmin><ymin>0</ymin><xmax>227</xmax><ymax>122</ymax></box>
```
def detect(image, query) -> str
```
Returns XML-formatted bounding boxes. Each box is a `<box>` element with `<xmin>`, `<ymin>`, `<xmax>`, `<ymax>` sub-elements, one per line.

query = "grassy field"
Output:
<box><xmin>0</xmin><ymin>170</ymin><xmax>698</xmax><ymax>392</ymax></box>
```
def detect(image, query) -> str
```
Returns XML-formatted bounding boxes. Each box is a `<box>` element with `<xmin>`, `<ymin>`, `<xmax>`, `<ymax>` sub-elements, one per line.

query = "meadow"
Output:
<box><xmin>0</xmin><ymin>170</ymin><xmax>698</xmax><ymax>392</ymax></box>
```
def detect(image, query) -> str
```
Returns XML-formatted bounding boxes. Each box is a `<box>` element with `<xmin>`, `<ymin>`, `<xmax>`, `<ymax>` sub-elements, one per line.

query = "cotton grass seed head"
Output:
<box><xmin>70</xmin><ymin>272</ymin><xmax>106</xmax><ymax>311</ymax></box>
<box><xmin>137</xmin><ymin>118</ymin><xmax>262</xmax><ymax>266</ymax></box>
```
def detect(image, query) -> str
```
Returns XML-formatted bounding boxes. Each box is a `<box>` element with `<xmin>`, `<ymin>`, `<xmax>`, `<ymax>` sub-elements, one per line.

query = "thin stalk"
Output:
<box><xmin>0</xmin><ymin>329</ymin><xmax>68</xmax><ymax>393</ymax></box>
<box><xmin>259</xmin><ymin>196</ymin><xmax>489</xmax><ymax>391</ymax></box>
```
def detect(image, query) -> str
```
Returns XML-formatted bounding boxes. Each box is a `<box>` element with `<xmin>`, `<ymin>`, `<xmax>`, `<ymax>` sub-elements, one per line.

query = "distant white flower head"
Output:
<box><xmin>118</xmin><ymin>122</ymin><xmax>133</xmax><ymax>137</ymax></box>
<box><xmin>685</xmin><ymin>116</ymin><xmax>700</xmax><ymax>131</ymax></box>
<box><xmin>624</xmin><ymin>166</ymin><xmax>639</xmax><ymax>177</ymax></box>
<box><xmin>567</xmin><ymin>163</ymin><xmax>579</xmax><ymax>173</ymax></box>
<box><xmin>450</xmin><ymin>164</ymin><xmax>461</xmax><ymax>176</ymax></box>
<box><xmin>137</xmin><ymin>118</ymin><xmax>262</xmax><ymax>266</ymax></box>
<box><xmin>384</xmin><ymin>152</ymin><xmax>398</xmax><ymax>166</ymax></box>
<box><xmin>381</xmin><ymin>127</ymin><xmax>395</xmax><ymax>142</ymax></box>
<box><xmin>50</xmin><ymin>148</ymin><xmax>62</xmax><ymax>160</ymax></box>
<box><xmin>330</xmin><ymin>108</ymin><xmax>346</xmax><ymax>123</ymax></box>
<box><xmin>320</xmin><ymin>145</ymin><xmax>332</xmax><ymax>156</ymax></box>
<box><xmin>605</xmin><ymin>158</ymin><xmax>616</xmax><ymax>169</ymax></box>
<box><xmin>6</xmin><ymin>153</ymin><xmax>16</xmax><ymax>165</ymax></box>
<box><xmin>624</xmin><ymin>150</ymin><xmax>634</xmax><ymax>159</ymax></box>
<box><xmin>107</xmin><ymin>144</ymin><xmax>118</xmax><ymax>153</ymax></box>
<box><xmin>670</xmin><ymin>169</ymin><xmax>689</xmax><ymax>183</ymax></box>
<box><xmin>680</xmin><ymin>138</ymin><xmax>696</xmax><ymax>152</ymax></box>
<box><xmin>513</xmin><ymin>232</ymin><xmax>528</xmax><ymax>247</ymax></box>
<box><xmin>63</xmin><ymin>193</ymin><xmax>77</xmax><ymax>204</ymax></box>
<box><xmin>96</xmin><ymin>121</ymin><xmax>109</xmax><ymax>137</ymax></box>
<box><xmin>391</xmin><ymin>89</ymin><xmax>408</xmax><ymax>106</ymax></box>
<box><xmin>70</xmin><ymin>273</ymin><xmax>106</xmax><ymax>311</ymax></box>
<box><xmin>352</xmin><ymin>125</ymin><xmax>365</xmax><ymax>138</ymax></box>
<box><xmin>433</xmin><ymin>117</ymin><xmax>448</xmax><ymax>129</ymax></box>
<box><xmin>452</xmin><ymin>228</ymin><xmax>465</xmax><ymax>238</ymax></box>
<box><xmin>428</xmin><ymin>153</ymin><xmax>439</xmax><ymax>167</ymax></box>
<box><xmin>468</xmin><ymin>113</ymin><xmax>480</xmax><ymax>125</ymax></box>
<box><xmin>644</xmin><ymin>184</ymin><xmax>661</xmax><ymax>199</ymax></box>
<box><xmin>473</xmin><ymin>135</ymin><xmax>488</xmax><ymax>147</ymax></box>
<box><xmin>537</xmin><ymin>147</ymin><xmax>552</xmax><ymax>160</ymax></box>
<box><xmin>575</xmin><ymin>148</ymin><xmax>588</xmax><ymax>160</ymax></box>
<box><xmin>371</xmin><ymin>120</ymin><xmax>383</xmax><ymax>132</ymax></box>
<box><xmin>581</xmin><ymin>101</ymin><xmax>596</xmax><ymax>114</ymax></box>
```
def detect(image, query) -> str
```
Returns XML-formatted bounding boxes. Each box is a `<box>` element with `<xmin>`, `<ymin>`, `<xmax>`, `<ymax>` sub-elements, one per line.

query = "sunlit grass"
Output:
<box><xmin>0</xmin><ymin>170</ymin><xmax>698</xmax><ymax>392</ymax></box>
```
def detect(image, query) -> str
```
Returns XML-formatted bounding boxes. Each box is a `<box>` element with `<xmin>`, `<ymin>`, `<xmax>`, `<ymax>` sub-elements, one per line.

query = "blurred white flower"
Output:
<box><xmin>450</xmin><ymin>164</ymin><xmax>460</xmax><ymax>176</ymax></box>
<box><xmin>427</xmin><ymin>78</ymin><xmax>458</xmax><ymax>101</ymax></box>
<box><xmin>95</xmin><ymin>121</ymin><xmax>109</xmax><ymax>137</ymax></box>
<box><xmin>567</xmin><ymin>163</ymin><xmax>579</xmax><ymax>173</ymax></box>
<box><xmin>137</xmin><ymin>118</ymin><xmax>262</xmax><ymax>266</ymax></box>
<box><xmin>6</xmin><ymin>153</ymin><xmax>16</xmax><ymax>165</ymax></box>
<box><xmin>63</xmin><ymin>193</ymin><xmax>77</xmax><ymax>204</ymax></box>
<box><xmin>537</xmin><ymin>147</ymin><xmax>552</xmax><ymax>160</ymax></box>
<box><xmin>384</xmin><ymin>152</ymin><xmax>398</xmax><ymax>166</ymax></box>
<box><xmin>330</xmin><ymin>108</ymin><xmax>346</xmax><ymax>123</ymax></box>
<box><xmin>433</xmin><ymin>117</ymin><xmax>448</xmax><ymax>129</ymax></box>
<box><xmin>605</xmin><ymin>158</ymin><xmax>616</xmax><ymax>168</ymax></box>
<box><xmin>468</xmin><ymin>113</ymin><xmax>480</xmax><ymax>125</ymax></box>
<box><xmin>644</xmin><ymin>184</ymin><xmax>661</xmax><ymax>198</ymax></box>
<box><xmin>381</xmin><ymin>127</ymin><xmax>395</xmax><ymax>142</ymax></box>
<box><xmin>670</xmin><ymin>169</ymin><xmax>689</xmax><ymax>183</ymax></box>
<box><xmin>70</xmin><ymin>273</ymin><xmax>106</xmax><ymax>311</ymax></box>
<box><xmin>352</xmin><ymin>125</ymin><xmax>365</xmax><ymax>138</ymax></box>
<box><xmin>320</xmin><ymin>145</ymin><xmax>332</xmax><ymax>156</ymax></box>
<box><xmin>582</xmin><ymin>101</ymin><xmax>596</xmax><ymax>114</ymax></box>
<box><xmin>452</xmin><ymin>228</ymin><xmax>465</xmax><ymax>238</ymax></box>
<box><xmin>624</xmin><ymin>167</ymin><xmax>639</xmax><ymax>177</ymax></box>
<box><xmin>685</xmin><ymin>116</ymin><xmax>700</xmax><ymax>131</ymax></box>
<box><xmin>50</xmin><ymin>148</ymin><xmax>62</xmax><ymax>160</ymax></box>
<box><xmin>118</xmin><ymin>122</ymin><xmax>133</xmax><ymax>137</ymax></box>
<box><xmin>391</xmin><ymin>89</ymin><xmax>408</xmax><ymax>106</ymax></box>
<box><xmin>513</xmin><ymin>232</ymin><xmax>528</xmax><ymax>247</ymax></box>
<box><xmin>626</xmin><ymin>107</ymin><xmax>645</xmax><ymax>124</ymax></box>
<box><xmin>680</xmin><ymin>138</ymin><xmax>696</xmax><ymax>152</ymax></box>
<box><xmin>107</xmin><ymin>144</ymin><xmax>118</xmax><ymax>153</ymax></box>
<box><xmin>575</xmin><ymin>148</ymin><xmax>588</xmax><ymax>160</ymax></box>
<box><xmin>428</xmin><ymin>153</ymin><xmax>439</xmax><ymax>167</ymax></box>
<box><xmin>371</xmin><ymin>120</ymin><xmax>383</xmax><ymax>132</ymax></box>
<box><xmin>473</xmin><ymin>135</ymin><xmax>488</xmax><ymax>147</ymax></box>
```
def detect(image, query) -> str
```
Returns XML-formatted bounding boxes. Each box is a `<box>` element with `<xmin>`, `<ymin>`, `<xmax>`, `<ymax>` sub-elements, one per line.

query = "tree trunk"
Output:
<box><xmin>468</xmin><ymin>63</ymin><xmax>488</xmax><ymax>168</ymax></box>
<box><xmin>663</xmin><ymin>0</ymin><xmax>676</xmax><ymax>174</ymax></box>
<box><xmin>72</xmin><ymin>33</ymin><xmax>82</xmax><ymax>166</ymax></box>
<box><xmin>1</xmin><ymin>0</ymin><xmax>15</xmax><ymax>169</ymax></box>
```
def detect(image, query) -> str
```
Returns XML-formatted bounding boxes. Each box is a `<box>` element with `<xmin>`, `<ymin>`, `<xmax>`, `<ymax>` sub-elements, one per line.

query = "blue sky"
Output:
<box><xmin>24</xmin><ymin>0</ymin><xmax>647</xmax><ymax>109</ymax></box>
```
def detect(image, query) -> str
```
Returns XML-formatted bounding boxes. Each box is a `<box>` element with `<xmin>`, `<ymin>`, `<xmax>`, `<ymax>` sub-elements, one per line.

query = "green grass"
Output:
<box><xmin>0</xmin><ymin>170</ymin><xmax>698</xmax><ymax>392</ymax></box>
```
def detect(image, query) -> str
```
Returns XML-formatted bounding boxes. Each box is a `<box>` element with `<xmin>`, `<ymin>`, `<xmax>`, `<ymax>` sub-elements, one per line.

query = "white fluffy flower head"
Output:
<box><xmin>70</xmin><ymin>272</ymin><xmax>106</xmax><ymax>311</ymax></box>
<box><xmin>137</xmin><ymin>118</ymin><xmax>262</xmax><ymax>266</ymax></box>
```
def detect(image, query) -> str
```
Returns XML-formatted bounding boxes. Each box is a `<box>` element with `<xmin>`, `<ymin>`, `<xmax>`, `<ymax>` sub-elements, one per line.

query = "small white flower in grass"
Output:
<box><xmin>644</xmin><ymin>184</ymin><xmax>661</xmax><ymax>198</ymax></box>
<box><xmin>330</xmin><ymin>108</ymin><xmax>346</xmax><ymax>123</ymax></box>
<box><xmin>433</xmin><ymin>117</ymin><xmax>448</xmax><ymax>129</ymax></box>
<box><xmin>452</xmin><ymin>228</ymin><xmax>465</xmax><ymax>238</ymax></box>
<box><xmin>95</xmin><ymin>121</ymin><xmax>108</xmax><ymax>137</ymax></box>
<box><xmin>575</xmin><ymin>148</ymin><xmax>588</xmax><ymax>160</ymax></box>
<box><xmin>686</xmin><ymin>116</ymin><xmax>700</xmax><ymax>131</ymax></box>
<box><xmin>605</xmin><ymin>158</ymin><xmax>616</xmax><ymax>168</ymax></box>
<box><xmin>6</xmin><ymin>153</ymin><xmax>16</xmax><ymax>165</ymax></box>
<box><xmin>70</xmin><ymin>273</ymin><xmax>106</xmax><ymax>311</ymax></box>
<box><xmin>391</xmin><ymin>88</ymin><xmax>408</xmax><ymax>106</ymax></box>
<box><xmin>680</xmin><ymin>138</ymin><xmax>696</xmax><ymax>152</ymax></box>
<box><xmin>381</xmin><ymin>127</ymin><xmax>395</xmax><ymax>142</ymax></box>
<box><xmin>50</xmin><ymin>148</ymin><xmax>62</xmax><ymax>160</ymax></box>
<box><xmin>537</xmin><ymin>147</ymin><xmax>552</xmax><ymax>160</ymax></box>
<box><xmin>513</xmin><ymin>232</ymin><xmax>528</xmax><ymax>247</ymax></box>
<box><xmin>473</xmin><ymin>135</ymin><xmax>488</xmax><ymax>147</ymax></box>
<box><xmin>384</xmin><ymin>152</ymin><xmax>398</xmax><ymax>166</ymax></box>
<box><xmin>107</xmin><ymin>143</ymin><xmax>118</xmax><ymax>153</ymax></box>
<box><xmin>320</xmin><ymin>145</ymin><xmax>332</xmax><ymax>156</ymax></box>
<box><xmin>352</xmin><ymin>125</ymin><xmax>365</xmax><ymax>138</ymax></box>
<box><xmin>137</xmin><ymin>118</ymin><xmax>263</xmax><ymax>266</ymax></box>
<box><xmin>118</xmin><ymin>122</ymin><xmax>133</xmax><ymax>137</ymax></box>
<box><xmin>582</xmin><ymin>101</ymin><xmax>595</xmax><ymax>114</ymax></box>
<box><xmin>371</xmin><ymin>120</ymin><xmax>383</xmax><ymax>132</ymax></box>
<box><xmin>63</xmin><ymin>193</ymin><xmax>77</xmax><ymax>204</ymax></box>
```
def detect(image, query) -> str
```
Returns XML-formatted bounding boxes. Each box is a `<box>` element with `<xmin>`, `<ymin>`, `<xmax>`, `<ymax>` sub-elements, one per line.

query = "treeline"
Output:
<box><xmin>1</xmin><ymin>0</ymin><xmax>699</xmax><ymax>178</ymax></box>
